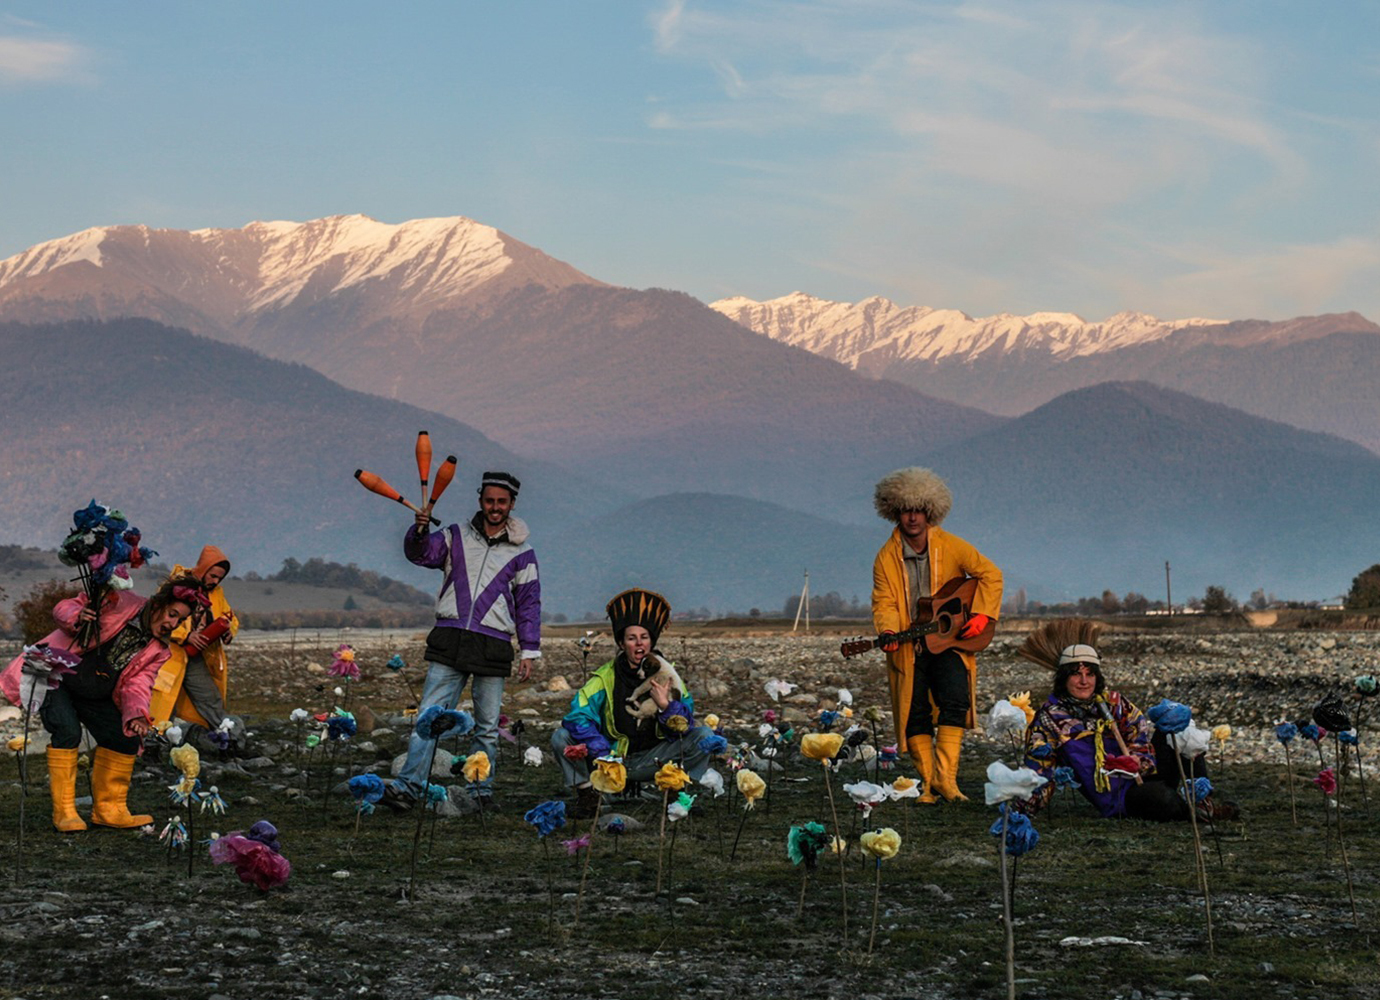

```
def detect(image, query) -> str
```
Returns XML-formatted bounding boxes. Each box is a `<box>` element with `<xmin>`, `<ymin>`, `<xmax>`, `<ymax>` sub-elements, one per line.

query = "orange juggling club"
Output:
<box><xmin>429</xmin><ymin>455</ymin><xmax>457</xmax><ymax>508</ymax></box>
<box><xmin>354</xmin><ymin>469</ymin><xmax>440</xmax><ymax>525</ymax></box>
<box><xmin>415</xmin><ymin>431</ymin><xmax>432</xmax><ymax>504</ymax></box>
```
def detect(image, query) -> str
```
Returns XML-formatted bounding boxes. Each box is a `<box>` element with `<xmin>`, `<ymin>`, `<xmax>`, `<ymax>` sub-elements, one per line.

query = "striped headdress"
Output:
<box><xmin>605</xmin><ymin>588</ymin><xmax>672</xmax><ymax>646</ymax></box>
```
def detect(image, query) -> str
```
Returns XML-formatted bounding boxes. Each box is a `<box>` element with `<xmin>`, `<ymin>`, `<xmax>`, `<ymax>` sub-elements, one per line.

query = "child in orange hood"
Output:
<box><xmin>148</xmin><ymin>545</ymin><xmax>241</xmax><ymax>748</ymax></box>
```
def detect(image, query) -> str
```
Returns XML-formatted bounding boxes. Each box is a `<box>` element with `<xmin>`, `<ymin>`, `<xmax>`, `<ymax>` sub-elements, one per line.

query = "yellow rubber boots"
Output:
<box><xmin>47</xmin><ymin>747</ymin><xmax>88</xmax><ymax>832</ymax></box>
<box><xmin>90</xmin><ymin>747</ymin><xmax>152</xmax><ymax>828</ymax></box>
<box><xmin>905</xmin><ymin>735</ymin><xmax>939</xmax><ymax>804</ymax></box>
<box><xmin>932</xmin><ymin>725</ymin><xmax>969</xmax><ymax>802</ymax></box>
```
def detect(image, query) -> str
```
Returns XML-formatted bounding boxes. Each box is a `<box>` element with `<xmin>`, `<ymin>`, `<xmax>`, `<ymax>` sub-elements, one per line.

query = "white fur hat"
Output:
<box><xmin>873</xmin><ymin>467</ymin><xmax>953</xmax><ymax>525</ymax></box>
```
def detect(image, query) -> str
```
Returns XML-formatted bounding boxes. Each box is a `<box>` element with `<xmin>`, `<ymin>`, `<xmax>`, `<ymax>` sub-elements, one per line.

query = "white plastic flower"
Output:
<box><xmin>983</xmin><ymin>761</ymin><xmax>1048</xmax><ymax>804</ymax></box>
<box><xmin>289</xmin><ymin>708</ymin><xmax>309</xmax><ymax>723</ymax></box>
<box><xmin>764</xmin><ymin>679</ymin><xmax>797</xmax><ymax>702</ymax></box>
<box><xmin>698</xmin><ymin>767</ymin><xmax>725</xmax><ymax>797</ymax></box>
<box><xmin>523</xmin><ymin>746</ymin><xmax>543</xmax><ymax>767</ymax></box>
<box><xmin>837</xmin><ymin>688</ymin><xmax>854</xmax><ymax>706</ymax></box>
<box><xmin>986</xmin><ymin>700</ymin><xmax>1028</xmax><ymax>740</ymax></box>
<box><xmin>843</xmin><ymin>780</ymin><xmax>890</xmax><ymax>817</ymax></box>
<box><xmin>1168</xmin><ymin>722</ymin><xmax>1210</xmax><ymax>759</ymax></box>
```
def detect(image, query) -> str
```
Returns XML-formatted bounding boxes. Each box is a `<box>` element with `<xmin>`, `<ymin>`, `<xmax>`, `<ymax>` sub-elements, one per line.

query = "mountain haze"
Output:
<box><xmin>714</xmin><ymin>293</ymin><xmax>1380</xmax><ymax>453</ymax></box>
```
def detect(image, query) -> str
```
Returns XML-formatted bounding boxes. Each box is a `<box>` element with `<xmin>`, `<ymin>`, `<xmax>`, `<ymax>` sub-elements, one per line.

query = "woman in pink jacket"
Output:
<box><xmin>1</xmin><ymin>577</ymin><xmax>199</xmax><ymax>832</ymax></box>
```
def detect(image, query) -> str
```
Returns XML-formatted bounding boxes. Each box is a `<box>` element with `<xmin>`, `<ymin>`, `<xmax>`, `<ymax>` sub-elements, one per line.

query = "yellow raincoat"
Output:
<box><xmin>148</xmin><ymin>546</ymin><xmax>239</xmax><ymax>728</ymax></box>
<box><xmin>871</xmin><ymin>526</ymin><xmax>1002</xmax><ymax>741</ymax></box>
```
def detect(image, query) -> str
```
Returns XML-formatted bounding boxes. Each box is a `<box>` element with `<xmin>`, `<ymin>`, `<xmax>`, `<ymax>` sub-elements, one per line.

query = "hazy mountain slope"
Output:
<box><xmin>0</xmin><ymin>319</ymin><xmax>611</xmax><ymax>588</ymax></box>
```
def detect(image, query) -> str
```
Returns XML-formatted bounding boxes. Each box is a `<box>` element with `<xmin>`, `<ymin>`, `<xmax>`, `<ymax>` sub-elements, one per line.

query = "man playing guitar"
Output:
<box><xmin>870</xmin><ymin>467</ymin><xmax>1003</xmax><ymax>803</ymax></box>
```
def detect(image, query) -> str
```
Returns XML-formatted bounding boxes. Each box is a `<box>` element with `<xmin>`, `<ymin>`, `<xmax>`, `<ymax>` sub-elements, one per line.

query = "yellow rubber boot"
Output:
<box><xmin>932</xmin><ymin>725</ymin><xmax>969</xmax><ymax>802</ymax></box>
<box><xmin>47</xmin><ymin>747</ymin><xmax>88</xmax><ymax>833</ymax></box>
<box><xmin>90</xmin><ymin>747</ymin><xmax>152</xmax><ymax>828</ymax></box>
<box><xmin>905</xmin><ymin>735</ymin><xmax>939</xmax><ymax>804</ymax></box>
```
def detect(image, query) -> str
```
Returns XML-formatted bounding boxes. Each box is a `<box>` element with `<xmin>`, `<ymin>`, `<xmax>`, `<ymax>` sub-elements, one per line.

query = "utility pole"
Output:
<box><xmin>792</xmin><ymin>569</ymin><xmax>811</xmax><ymax>632</ymax></box>
<box><xmin>1165</xmin><ymin>561</ymin><xmax>1172</xmax><ymax>617</ymax></box>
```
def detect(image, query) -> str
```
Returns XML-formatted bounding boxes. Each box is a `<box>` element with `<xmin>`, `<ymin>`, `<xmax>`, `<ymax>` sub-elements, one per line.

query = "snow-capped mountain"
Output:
<box><xmin>711</xmin><ymin>291</ymin><xmax>1229</xmax><ymax>369</ymax></box>
<box><xmin>712</xmin><ymin>291</ymin><xmax>1380</xmax><ymax>453</ymax></box>
<box><xmin>0</xmin><ymin>214</ymin><xmax>599</xmax><ymax>334</ymax></box>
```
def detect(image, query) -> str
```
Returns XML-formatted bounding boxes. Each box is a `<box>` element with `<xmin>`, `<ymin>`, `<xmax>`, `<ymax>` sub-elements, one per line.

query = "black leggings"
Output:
<box><xmin>904</xmin><ymin>647</ymin><xmax>969</xmax><ymax>736</ymax></box>
<box><xmin>39</xmin><ymin>684</ymin><xmax>139</xmax><ymax>754</ymax></box>
<box><xmin>1122</xmin><ymin>731</ymin><xmax>1209</xmax><ymax>822</ymax></box>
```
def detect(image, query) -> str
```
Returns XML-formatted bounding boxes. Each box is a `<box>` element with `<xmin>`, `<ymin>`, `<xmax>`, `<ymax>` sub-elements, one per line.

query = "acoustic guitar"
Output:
<box><xmin>840</xmin><ymin>576</ymin><xmax>995</xmax><ymax>659</ymax></box>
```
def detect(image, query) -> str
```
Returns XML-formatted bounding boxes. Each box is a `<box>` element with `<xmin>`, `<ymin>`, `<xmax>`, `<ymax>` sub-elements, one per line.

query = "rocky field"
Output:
<box><xmin>0</xmin><ymin>623</ymin><xmax>1376</xmax><ymax>1000</ymax></box>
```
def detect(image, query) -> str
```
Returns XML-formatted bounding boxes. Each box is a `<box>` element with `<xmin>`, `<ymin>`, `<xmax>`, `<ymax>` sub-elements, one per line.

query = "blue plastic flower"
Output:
<box><xmin>1299</xmin><ymin>723</ymin><xmax>1322</xmax><ymax>743</ymax></box>
<box><xmin>348</xmin><ymin>774</ymin><xmax>386</xmax><ymax>814</ymax></box>
<box><xmin>425</xmin><ymin>783</ymin><xmax>448</xmax><ymax>805</ymax></box>
<box><xmin>1338</xmin><ymin>730</ymin><xmax>1359</xmax><ymax>747</ymax></box>
<box><xmin>818</xmin><ymin>710</ymin><xmax>841</xmax><ymax>729</ymax></box>
<box><xmin>1275</xmin><ymin>722</ymin><xmax>1298</xmax><ymax>744</ymax></box>
<box><xmin>524</xmin><ymin>800</ymin><xmax>567</xmax><ymax>838</ymax></box>
<box><xmin>326</xmin><ymin>715</ymin><xmax>357</xmax><ymax>741</ymax></box>
<box><xmin>1356</xmin><ymin>675</ymin><xmax>1378</xmax><ymax>697</ymax></box>
<box><xmin>988</xmin><ymin>804</ymin><xmax>1039</xmax><ymax>857</ymax></box>
<box><xmin>386</xmin><ymin>653</ymin><xmax>407</xmax><ymax>672</ymax></box>
<box><xmin>699</xmin><ymin>734</ymin><xmax>728</xmax><ymax>754</ymax></box>
<box><xmin>1181</xmin><ymin>776</ymin><xmax>1213</xmax><ymax>803</ymax></box>
<box><xmin>1146</xmin><ymin>699</ymin><xmax>1192</xmax><ymax>735</ymax></box>
<box><xmin>606</xmin><ymin>816</ymin><xmax>626</xmax><ymax>836</ymax></box>
<box><xmin>1053</xmin><ymin>766</ymin><xmax>1080</xmax><ymax>790</ymax></box>
<box><xmin>415</xmin><ymin>706</ymin><xmax>475</xmax><ymax>741</ymax></box>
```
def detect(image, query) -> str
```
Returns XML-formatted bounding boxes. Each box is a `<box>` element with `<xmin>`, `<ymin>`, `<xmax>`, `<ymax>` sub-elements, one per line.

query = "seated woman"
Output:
<box><xmin>1021</xmin><ymin>643</ymin><xmax>1237</xmax><ymax>822</ymax></box>
<box><xmin>1</xmin><ymin>577</ymin><xmax>199</xmax><ymax>832</ymax></box>
<box><xmin>552</xmin><ymin>588</ymin><xmax>714</xmax><ymax>818</ymax></box>
<box><xmin>148</xmin><ymin>545</ymin><xmax>243</xmax><ymax>750</ymax></box>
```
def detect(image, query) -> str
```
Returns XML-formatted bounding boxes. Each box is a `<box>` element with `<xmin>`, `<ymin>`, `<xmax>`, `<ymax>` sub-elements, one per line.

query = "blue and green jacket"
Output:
<box><xmin>561</xmin><ymin>654</ymin><xmax>696</xmax><ymax>757</ymax></box>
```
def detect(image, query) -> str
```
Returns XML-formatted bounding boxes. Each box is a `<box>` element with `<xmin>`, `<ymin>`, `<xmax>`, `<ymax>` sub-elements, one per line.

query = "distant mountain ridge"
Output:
<box><xmin>713</xmin><ymin>292</ymin><xmax>1380</xmax><ymax>453</ymax></box>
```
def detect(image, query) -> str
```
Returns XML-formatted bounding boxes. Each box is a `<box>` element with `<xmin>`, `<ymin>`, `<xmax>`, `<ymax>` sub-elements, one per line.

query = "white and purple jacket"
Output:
<box><xmin>404</xmin><ymin>515</ymin><xmax>542</xmax><ymax>658</ymax></box>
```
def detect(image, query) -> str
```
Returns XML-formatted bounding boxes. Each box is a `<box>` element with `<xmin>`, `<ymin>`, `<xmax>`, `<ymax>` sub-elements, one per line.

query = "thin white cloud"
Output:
<box><xmin>0</xmin><ymin>33</ymin><xmax>91</xmax><ymax>84</ymax></box>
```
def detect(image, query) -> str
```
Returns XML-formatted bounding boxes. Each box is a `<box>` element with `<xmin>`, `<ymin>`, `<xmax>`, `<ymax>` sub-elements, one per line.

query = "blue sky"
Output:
<box><xmin>3</xmin><ymin>1</ymin><xmax>1379</xmax><ymax>321</ymax></box>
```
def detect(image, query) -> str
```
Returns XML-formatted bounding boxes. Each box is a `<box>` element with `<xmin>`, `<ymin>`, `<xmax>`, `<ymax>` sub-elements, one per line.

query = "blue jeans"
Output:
<box><xmin>391</xmin><ymin>662</ymin><xmax>505</xmax><ymax>799</ymax></box>
<box><xmin>551</xmin><ymin>724</ymin><xmax>715</xmax><ymax>788</ymax></box>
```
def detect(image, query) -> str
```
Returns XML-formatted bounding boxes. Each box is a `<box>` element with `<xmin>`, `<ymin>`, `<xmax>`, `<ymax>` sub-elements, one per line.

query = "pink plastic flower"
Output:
<box><xmin>1313</xmin><ymin>768</ymin><xmax>1337</xmax><ymax>795</ymax></box>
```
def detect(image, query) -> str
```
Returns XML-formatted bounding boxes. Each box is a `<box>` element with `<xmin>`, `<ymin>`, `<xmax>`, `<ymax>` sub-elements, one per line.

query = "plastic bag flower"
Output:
<box><xmin>328</xmin><ymin>644</ymin><xmax>359</xmax><ymax>680</ymax></box>
<box><xmin>654</xmin><ymin>762</ymin><xmax>691</xmax><ymax>792</ymax></box>
<box><xmin>1299</xmin><ymin>723</ymin><xmax>1322</xmax><ymax>743</ymax></box>
<box><xmin>843</xmin><ymin>780</ymin><xmax>889</xmax><ymax>818</ymax></box>
<box><xmin>668</xmin><ymin>791</ymin><xmax>696</xmax><ymax>823</ymax></box>
<box><xmin>1053</xmin><ymin>766</ymin><xmax>1080</xmax><ymax>790</ymax></box>
<box><xmin>1179</xmin><ymin>776</ymin><xmax>1213</xmax><ymax>803</ymax></box>
<box><xmin>1355</xmin><ymin>675</ymin><xmax>1378</xmax><ymax>697</ymax></box>
<box><xmin>1008</xmin><ymin>691</ymin><xmax>1036</xmax><ymax>725</ymax></box>
<box><xmin>209</xmin><ymin>823</ymin><xmax>291</xmax><ymax>891</ymax></box>
<box><xmin>764</xmin><ymin>679</ymin><xmax>797</xmax><ymax>702</ymax></box>
<box><xmin>1275</xmin><ymin>722</ymin><xmax>1298</xmax><ymax>744</ymax></box>
<box><xmin>699</xmin><ymin>767</ymin><xmax>725</xmax><ymax>797</ymax></box>
<box><xmin>289</xmin><ymin>708</ymin><xmax>309</xmax><ymax>723</ymax></box>
<box><xmin>462</xmin><ymin>751</ymin><xmax>491</xmax><ymax>784</ymax></box>
<box><xmin>1211</xmin><ymin>724</ymin><xmax>1232</xmax><ymax>744</ymax></box>
<box><xmin>818</xmin><ymin>709</ymin><xmax>841</xmax><ymax>729</ymax></box>
<box><xmin>989</xmin><ymin>804</ymin><xmax>1039</xmax><ymax>857</ymax></box>
<box><xmin>984</xmin><ymin>761</ymin><xmax>1048</xmax><ymax>805</ymax></box>
<box><xmin>986</xmin><ymin>699</ymin><xmax>1028</xmax><ymax>740</ymax></box>
<box><xmin>562</xmin><ymin>834</ymin><xmax>591</xmax><ymax>856</ymax></box>
<box><xmin>888</xmin><ymin>777</ymin><xmax>920</xmax><ymax>801</ymax></box>
<box><xmin>699</xmin><ymin>734</ymin><xmax>728</xmax><ymax>755</ymax></box>
<box><xmin>1338</xmin><ymin>730</ymin><xmax>1359</xmax><ymax>747</ymax></box>
<box><xmin>348</xmin><ymin>773</ymin><xmax>386</xmax><ymax>814</ymax></box>
<box><xmin>703</xmin><ymin>713</ymin><xmax>721</xmax><ymax>730</ymax></box>
<box><xmin>1313</xmin><ymin>768</ymin><xmax>1337</xmax><ymax>795</ymax></box>
<box><xmin>1313</xmin><ymin>698</ymin><xmax>1351</xmax><ymax>734</ymax></box>
<box><xmin>1146</xmin><ymin>699</ymin><xmax>1192</xmax><ymax>734</ymax></box>
<box><xmin>736</xmin><ymin>768</ymin><xmax>766</xmax><ymax>808</ymax></box>
<box><xmin>524</xmin><ymin>800</ymin><xmax>567</xmax><ymax>837</ymax></box>
<box><xmin>787</xmin><ymin>821</ymin><xmax>830</xmax><ymax>869</ymax></box>
<box><xmin>523</xmin><ymin>746</ymin><xmax>543</xmax><ymax>766</ymax></box>
<box><xmin>326</xmin><ymin>715</ymin><xmax>357</xmax><ymax>741</ymax></box>
<box><xmin>169</xmin><ymin>744</ymin><xmax>201</xmax><ymax>800</ymax></box>
<box><xmin>414</xmin><ymin>706</ymin><xmax>473</xmax><ymax>741</ymax></box>
<box><xmin>386</xmin><ymin>653</ymin><xmax>407</xmax><ymax>672</ymax></box>
<box><xmin>1167</xmin><ymin>722</ymin><xmax>1210</xmax><ymax>759</ymax></box>
<box><xmin>563</xmin><ymin>742</ymin><xmax>589</xmax><ymax>762</ymax></box>
<box><xmin>591</xmin><ymin>756</ymin><xmax>627</xmax><ymax>794</ymax></box>
<box><xmin>859</xmin><ymin>827</ymin><xmax>901</xmax><ymax>861</ymax></box>
<box><xmin>801</xmin><ymin>733</ymin><xmax>843</xmax><ymax>762</ymax></box>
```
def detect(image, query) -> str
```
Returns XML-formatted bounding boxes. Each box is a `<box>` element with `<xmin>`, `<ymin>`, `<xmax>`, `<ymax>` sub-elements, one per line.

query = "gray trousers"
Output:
<box><xmin>551</xmin><ymin>724</ymin><xmax>715</xmax><ymax>787</ymax></box>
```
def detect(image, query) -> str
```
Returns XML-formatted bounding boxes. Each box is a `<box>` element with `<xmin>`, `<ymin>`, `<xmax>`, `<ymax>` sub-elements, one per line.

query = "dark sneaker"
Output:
<box><xmin>571</xmin><ymin>785</ymin><xmax>601</xmax><ymax>820</ymax></box>
<box><xmin>379</xmin><ymin>785</ymin><xmax>415</xmax><ymax>814</ymax></box>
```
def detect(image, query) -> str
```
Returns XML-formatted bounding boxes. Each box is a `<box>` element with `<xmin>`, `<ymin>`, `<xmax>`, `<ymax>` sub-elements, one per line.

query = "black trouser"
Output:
<box><xmin>39</xmin><ymin>684</ymin><xmax>139</xmax><ymax>754</ymax></box>
<box><xmin>904</xmin><ymin>646</ymin><xmax>969</xmax><ymax>737</ymax></box>
<box><xmin>1122</xmin><ymin>731</ymin><xmax>1208</xmax><ymax>822</ymax></box>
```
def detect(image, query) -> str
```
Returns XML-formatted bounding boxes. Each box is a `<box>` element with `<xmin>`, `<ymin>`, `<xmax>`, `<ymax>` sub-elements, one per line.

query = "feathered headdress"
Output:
<box><xmin>873</xmin><ymin>468</ymin><xmax>953</xmax><ymax>525</ymax></box>
<box><xmin>605</xmin><ymin>588</ymin><xmax>672</xmax><ymax>646</ymax></box>
<box><xmin>1016</xmin><ymin>618</ymin><xmax>1103</xmax><ymax>672</ymax></box>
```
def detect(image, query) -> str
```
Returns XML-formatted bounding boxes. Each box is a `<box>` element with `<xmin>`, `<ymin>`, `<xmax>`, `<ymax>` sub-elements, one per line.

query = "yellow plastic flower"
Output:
<box><xmin>462</xmin><ymin>751</ymin><xmax>491</xmax><ymax>783</ymax></box>
<box><xmin>860</xmin><ymin>827</ymin><xmax>902</xmax><ymax>860</ymax></box>
<box><xmin>703</xmin><ymin>714</ymin><xmax>720</xmax><ymax>730</ymax></box>
<box><xmin>1211</xmin><ymin>724</ymin><xmax>1232</xmax><ymax>743</ymax></box>
<box><xmin>338</xmin><ymin>648</ymin><xmax>355</xmax><ymax>661</ymax></box>
<box><xmin>736</xmin><ymin>768</ymin><xmax>766</xmax><ymax>808</ymax></box>
<box><xmin>7</xmin><ymin>735</ymin><xmax>28</xmax><ymax>752</ymax></box>
<box><xmin>591</xmin><ymin>757</ymin><xmax>627</xmax><ymax>794</ymax></box>
<box><xmin>841</xmin><ymin>707</ymin><xmax>854</xmax><ymax>718</ymax></box>
<box><xmin>654</xmin><ymin>762</ymin><xmax>691</xmax><ymax>792</ymax></box>
<box><xmin>170</xmin><ymin>744</ymin><xmax>201</xmax><ymax>780</ymax></box>
<box><xmin>892</xmin><ymin>777</ymin><xmax>916</xmax><ymax>793</ymax></box>
<box><xmin>829</xmin><ymin>836</ymin><xmax>848</xmax><ymax>855</ymax></box>
<box><xmin>1009</xmin><ymin>691</ymin><xmax>1036</xmax><ymax>725</ymax></box>
<box><xmin>801</xmin><ymin>733</ymin><xmax>844</xmax><ymax>762</ymax></box>
<box><xmin>664</xmin><ymin>714</ymin><xmax>689</xmax><ymax>733</ymax></box>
